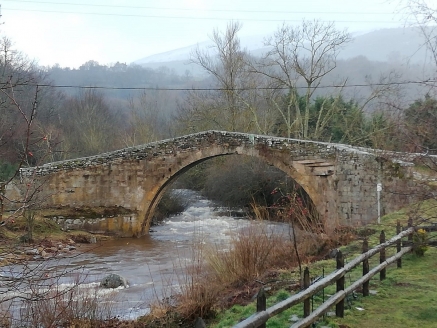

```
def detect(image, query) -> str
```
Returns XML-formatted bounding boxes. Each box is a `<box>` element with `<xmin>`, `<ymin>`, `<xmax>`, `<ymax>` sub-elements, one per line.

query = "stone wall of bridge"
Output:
<box><xmin>11</xmin><ymin>131</ymin><xmax>433</xmax><ymax>237</ymax></box>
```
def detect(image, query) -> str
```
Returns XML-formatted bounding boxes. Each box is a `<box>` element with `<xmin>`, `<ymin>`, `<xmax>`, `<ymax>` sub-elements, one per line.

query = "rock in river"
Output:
<box><xmin>100</xmin><ymin>273</ymin><xmax>128</xmax><ymax>288</ymax></box>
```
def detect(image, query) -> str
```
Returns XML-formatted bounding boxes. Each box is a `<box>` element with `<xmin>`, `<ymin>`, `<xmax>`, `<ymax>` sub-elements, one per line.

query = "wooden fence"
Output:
<box><xmin>229</xmin><ymin>221</ymin><xmax>418</xmax><ymax>328</ymax></box>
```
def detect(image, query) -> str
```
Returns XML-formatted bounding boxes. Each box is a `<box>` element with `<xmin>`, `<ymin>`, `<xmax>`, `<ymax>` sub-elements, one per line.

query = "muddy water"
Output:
<box><xmin>2</xmin><ymin>190</ymin><xmax>288</xmax><ymax>320</ymax></box>
<box><xmin>84</xmin><ymin>189</ymin><xmax>256</xmax><ymax>319</ymax></box>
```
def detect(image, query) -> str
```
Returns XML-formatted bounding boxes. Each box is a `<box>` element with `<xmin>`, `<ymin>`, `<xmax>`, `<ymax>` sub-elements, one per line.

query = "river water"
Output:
<box><xmin>1</xmin><ymin>189</ymin><xmax>288</xmax><ymax>321</ymax></box>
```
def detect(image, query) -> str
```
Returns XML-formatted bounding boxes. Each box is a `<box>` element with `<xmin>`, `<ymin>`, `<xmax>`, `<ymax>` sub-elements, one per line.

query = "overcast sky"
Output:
<box><xmin>0</xmin><ymin>0</ymin><xmax>415</xmax><ymax>68</ymax></box>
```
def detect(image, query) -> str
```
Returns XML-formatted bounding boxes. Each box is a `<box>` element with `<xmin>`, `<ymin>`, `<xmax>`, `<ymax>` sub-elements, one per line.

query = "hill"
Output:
<box><xmin>133</xmin><ymin>27</ymin><xmax>431</xmax><ymax>77</ymax></box>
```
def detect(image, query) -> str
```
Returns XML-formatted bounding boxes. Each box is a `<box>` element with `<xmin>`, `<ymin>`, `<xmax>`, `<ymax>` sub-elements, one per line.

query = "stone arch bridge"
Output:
<box><xmin>14</xmin><ymin>131</ymin><xmax>435</xmax><ymax>237</ymax></box>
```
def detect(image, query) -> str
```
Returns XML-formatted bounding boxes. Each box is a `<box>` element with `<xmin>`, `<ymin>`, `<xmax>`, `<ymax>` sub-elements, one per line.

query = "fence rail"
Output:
<box><xmin>232</xmin><ymin>224</ymin><xmax>416</xmax><ymax>328</ymax></box>
<box><xmin>292</xmin><ymin>246</ymin><xmax>411</xmax><ymax>328</ymax></box>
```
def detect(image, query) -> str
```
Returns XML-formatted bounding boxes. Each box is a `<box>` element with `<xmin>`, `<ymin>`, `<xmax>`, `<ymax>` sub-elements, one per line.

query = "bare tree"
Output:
<box><xmin>0</xmin><ymin>37</ymin><xmax>38</xmax><ymax>90</ymax></box>
<box><xmin>179</xmin><ymin>21</ymin><xmax>275</xmax><ymax>134</ymax></box>
<box><xmin>190</xmin><ymin>21</ymin><xmax>246</xmax><ymax>132</ymax></box>
<box><xmin>401</xmin><ymin>0</ymin><xmax>437</xmax><ymax>69</ymax></box>
<box><xmin>0</xmin><ymin>80</ymin><xmax>41</xmax><ymax>229</ymax></box>
<box><xmin>0</xmin><ymin>37</ymin><xmax>53</xmax><ymax>229</ymax></box>
<box><xmin>121</xmin><ymin>89</ymin><xmax>171</xmax><ymax>147</ymax></box>
<box><xmin>249</xmin><ymin>19</ymin><xmax>351</xmax><ymax>139</ymax></box>
<box><xmin>0</xmin><ymin>39</ymin><xmax>118</xmax><ymax>327</ymax></box>
<box><xmin>59</xmin><ymin>89</ymin><xmax>117</xmax><ymax>157</ymax></box>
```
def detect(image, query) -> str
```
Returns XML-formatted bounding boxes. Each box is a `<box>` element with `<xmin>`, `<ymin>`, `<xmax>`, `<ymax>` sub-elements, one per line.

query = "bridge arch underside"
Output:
<box><xmin>140</xmin><ymin>146</ymin><xmax>334</xmax><ymax>235</ymax></box>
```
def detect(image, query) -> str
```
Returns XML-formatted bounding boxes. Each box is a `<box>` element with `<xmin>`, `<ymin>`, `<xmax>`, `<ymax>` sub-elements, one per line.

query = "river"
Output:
<box><xmin>1</xmin><ymin>189</ymin><xmax>288</xmax><ymax>322</ymax></box>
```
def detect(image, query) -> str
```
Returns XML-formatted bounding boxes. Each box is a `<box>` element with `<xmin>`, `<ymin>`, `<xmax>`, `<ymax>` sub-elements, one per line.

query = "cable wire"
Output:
<box><xmin>1</xmin><ymin>0</ymin><xmax>397</xmax><ymax>16</ymax></box>
<box><xmin>30</xmin><ymin>79</ymin><xmax>437</xmax><ymax>91</ymax></box>
<box><xmin>1</xmin><ymin>7</ymin><xmax>402</xmax><ymax>23</ymax></box>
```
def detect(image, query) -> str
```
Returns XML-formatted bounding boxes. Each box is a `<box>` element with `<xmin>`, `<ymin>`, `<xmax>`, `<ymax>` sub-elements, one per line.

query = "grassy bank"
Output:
<box><xmin>210</xmin><ymin>248</ymin><xmax>437</xmax><ymax>328</ymax></box>
<box><xmin>0</xmin><ymin>209</ymin><xmax>117</xmax><ymax>242</ymax></box>
<box><xmin>331</xmin><ymin>248</ymin><xmax>437</xmax><ymax>328</ymax></box>
<box><xmin>210</xmin><ymin>200</ymin><xmax>437</xmax><ymax>328</ymax></box>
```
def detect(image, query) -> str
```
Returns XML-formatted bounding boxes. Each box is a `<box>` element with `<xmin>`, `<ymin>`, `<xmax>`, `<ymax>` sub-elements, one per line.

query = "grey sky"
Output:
<box><xmin>0</xmin><ymin>0</ymin><xmax>414</xmax><ymax>68</ymax></box>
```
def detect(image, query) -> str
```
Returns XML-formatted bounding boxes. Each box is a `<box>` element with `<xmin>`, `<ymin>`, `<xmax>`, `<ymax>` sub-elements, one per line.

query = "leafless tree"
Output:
<box><xmin>404</xmin><ymin>1</ymin><xmax>437</xmax><ymax>66</ymax></box>
<box><xmin>249</xmin><ymin>19</ymin><xmax>351</xmax><ymax>139</ymax></box>
<box><xmin>0</xmin><ymin>78</ymin><xmax>111</xmax><ymax>328</ymax></box>
<box><xmin>59</xmin><ymin>89</ymin><xmax>117</xmax><ymax>157</ymax></box>
<box><xmin>0</xmin><ymin>37</ymin><xmax>52</xmax><ymax>229</ymax></box>
<box><xmin>121</xmin><ymin>89</ymin><xmax>170</xmax><ymax>147</ymax></box>
<box><xmin>179</xmin><ymin>21</ymin><xmax>275</xmax><ymax>134</ymax></box>
<box><xmin>190</xmin><ymin>21</ymin><xmax>246</xmax><ymax>132</ymax></box>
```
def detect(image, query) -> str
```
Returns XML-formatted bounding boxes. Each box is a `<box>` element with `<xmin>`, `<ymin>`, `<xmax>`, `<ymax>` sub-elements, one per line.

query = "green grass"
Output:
<box><xmin>330</xmin><ymin>249</ymin><xmax>437</xmax><ymax>328</ymax></box>
<box><xmin>210</xmin><ymin>199</ymin><xmax>437</xmax><ymax>328</ymax></box>
<box><xmin>211</xmin><ymin>290</ymin><xmax>306</xmax><ymax>328</ymax></box>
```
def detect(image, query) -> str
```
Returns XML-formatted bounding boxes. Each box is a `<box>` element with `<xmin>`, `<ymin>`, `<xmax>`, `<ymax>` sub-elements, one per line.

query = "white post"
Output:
<box><xmin>377</xmin><ymin>183</ymin><xmax>382</xmax><ymax>224</ymax></box>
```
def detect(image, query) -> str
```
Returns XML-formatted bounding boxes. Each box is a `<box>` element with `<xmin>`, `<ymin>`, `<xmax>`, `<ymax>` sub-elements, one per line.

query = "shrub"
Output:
<box><xmin>204</xmin><ymin>224</ymin><xmax>311</xmax><ymax>286</ymax></box>
<box><xmin>18</xmin><ymin>275</ymin><xmax>117</xmax><ymax>327</ymax></box>
<box><xmin>413</xmin><ymin>228</ymin><xmax>428</xmax><ymax>256</ymax></box>
<box><xmin>0</xmin><ymin>162</ymin><xmax>18</xmax><ymax>182</ymax></box>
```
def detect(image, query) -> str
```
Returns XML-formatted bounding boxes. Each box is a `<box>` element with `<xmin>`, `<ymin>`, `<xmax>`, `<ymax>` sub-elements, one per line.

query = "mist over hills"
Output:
<box><xmin>44</xmin><ymin>26</ymin><xmax>433</xmax><ymax>113</ymax></box>
<box><xmin>340</xmin><ymin>27</ymin><xmax>427</xmax><ymax>63</ymax></box>
<box><xmin>134</xmin><ymin>27</ymin><xmax>430</xmax><ymax>77</ymax></box>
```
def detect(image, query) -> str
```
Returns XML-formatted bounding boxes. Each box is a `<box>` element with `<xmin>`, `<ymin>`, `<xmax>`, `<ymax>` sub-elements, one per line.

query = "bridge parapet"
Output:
<box><xmin>20</xmin><ymin>131</ymin><xmax>387</xmax><ymax>176</ymax></box>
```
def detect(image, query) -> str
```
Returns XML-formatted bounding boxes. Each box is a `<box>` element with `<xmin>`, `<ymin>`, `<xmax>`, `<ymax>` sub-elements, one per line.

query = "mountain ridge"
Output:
<box><xmin>133</xmin><ymin>27</ymin><xmax>430</xmax><ymax>75</ymax></box>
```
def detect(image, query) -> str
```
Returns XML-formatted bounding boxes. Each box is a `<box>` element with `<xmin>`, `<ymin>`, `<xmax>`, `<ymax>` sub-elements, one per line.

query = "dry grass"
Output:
<box><xmin>206</xmin><ymin>225</ymin><xmax>274</xmax><ymax>285</ymax></box>
<box><xmin>175</xmin><ymin>241</ymin><xmax>222</xmax><ymax>321</ymax></box>
<box><xmin>17</xmin><ymin>277</ymin><xmax>117</xmax><ymax>327</ymax></box>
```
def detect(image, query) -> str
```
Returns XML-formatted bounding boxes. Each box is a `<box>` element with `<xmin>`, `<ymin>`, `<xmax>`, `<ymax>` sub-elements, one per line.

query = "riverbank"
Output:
<box><xmin>0</xmin><ymin>214</ymin><xmax>112</xmax><ymax>266</ymax></box>
<box><xmin>0</xmin><ymin>210</ymin><xmax>356</xmax><ymax>327</ymax></box>
<box><xmin>209</xmin><ymin>199</ymin><xmax>437</xmax><ymax>327</ymax></box>
<box><xmin>3</xmin><ymin>198</ymin><xmax>435</xmax><ymax>328</ymax></box>
<box><xmin>137</xmin><ymin>223</ymin><xmax>356</xmax><ymax>327</ymax></box>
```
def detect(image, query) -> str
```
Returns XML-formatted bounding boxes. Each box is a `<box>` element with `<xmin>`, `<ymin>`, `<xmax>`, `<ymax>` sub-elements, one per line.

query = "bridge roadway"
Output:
<box><xmin>13</xmin><ymin>131</ymin><xmax>433</xmax><ymax>237</ymax></box>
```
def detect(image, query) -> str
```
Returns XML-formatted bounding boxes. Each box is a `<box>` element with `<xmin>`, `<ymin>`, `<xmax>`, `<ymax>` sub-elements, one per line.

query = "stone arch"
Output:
<box><xmin>140</xmin><ymin>156</ymin><xmax>219</xmax><ymax>234</ymax></box>
<box><xmin>139</xmin><ymin>145</ymin><xmax>329</xmax><ymax>234</ymax></box>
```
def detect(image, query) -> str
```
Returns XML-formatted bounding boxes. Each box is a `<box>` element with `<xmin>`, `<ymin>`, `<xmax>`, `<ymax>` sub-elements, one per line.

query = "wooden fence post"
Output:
<box><xmin>303</xmin><ymin>267</ymin><xmax>310</xmax><ymax>318</ymax></box>
<box><xmin>336</xmin><ymin>250</ymin><xmax>344</xmax><ymax>318</ymax></box>
<box><xmin>380</xmin><ymin>230</ymin><xmax>386</xmax><ymax>280</ymax></box>
<box><xmin>362</xmin><ymin>238</ymin><xmax>369</xmax><ymax>296</ymax></box>
<box><xmin>397</xmin><ymin>220</ymin><xmax>402</xmax><ymax>268</ymax></box>
<box><xmin>257</xmin><ymin>287</ymin><xmax>266</xmax><ymax>328</ymax></box>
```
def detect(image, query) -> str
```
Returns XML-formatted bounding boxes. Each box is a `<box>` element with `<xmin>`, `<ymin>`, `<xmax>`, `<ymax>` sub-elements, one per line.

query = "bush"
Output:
<box><xmin>204</xmin><ymin>224</ymin><xmax>315</xmax><ymax>286</ymax></box>
<box><xmin>413</xmin><ymin>228</ymin><xmax>428</xmax><ymax>256</ymax></box>
<box><xmin>12</xmin><ymin>274</ymin><xmax>117</xmax><ymax>327</ymax></box>
<box><xmin>206</xmin><ymin>224</ymin><xmax>278</xmax><ymax>285</ymax></box>
<box><xmin>0</xmin><ymin>162</ymin><xmax>18</xmax><ymax>182</ymax></box>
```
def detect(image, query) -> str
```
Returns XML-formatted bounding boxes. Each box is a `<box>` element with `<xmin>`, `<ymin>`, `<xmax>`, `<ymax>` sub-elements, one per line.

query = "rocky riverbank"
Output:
<box><xmin>1</xmin><ymin>238</ymin><xmax>85</xmax><ymax>265</ymax></box>
<box><xmin>0</xmin><ymin>221</ymin><xmax>110</xmax><ymax>267</ymax></box>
